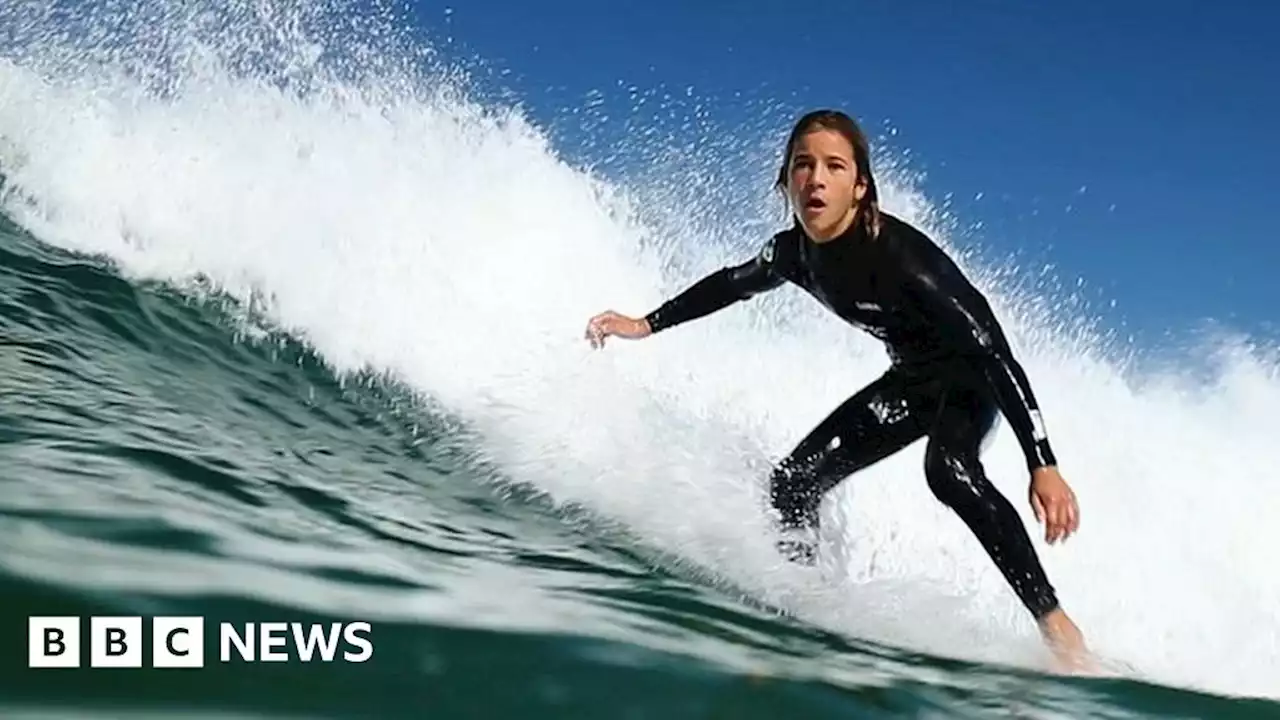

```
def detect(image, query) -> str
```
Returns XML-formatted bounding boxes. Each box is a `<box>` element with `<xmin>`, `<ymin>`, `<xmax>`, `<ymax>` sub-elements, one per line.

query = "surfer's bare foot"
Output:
<box><xmin>776</xmin><ymin>537</ymin><xmax>816</xmax><ymax>565</ymax></box>
<box><xmin>1037</xmin><ymin>608</ymin><xmax>1092</xmax><ymax>672</ymax></box>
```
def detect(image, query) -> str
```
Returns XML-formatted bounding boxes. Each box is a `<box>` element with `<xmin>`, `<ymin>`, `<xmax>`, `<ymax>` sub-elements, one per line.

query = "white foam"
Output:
<box><xmin>1</xmin><ymin>0</ymin><xmax>1277</xmax><ymax>700</ymax></box>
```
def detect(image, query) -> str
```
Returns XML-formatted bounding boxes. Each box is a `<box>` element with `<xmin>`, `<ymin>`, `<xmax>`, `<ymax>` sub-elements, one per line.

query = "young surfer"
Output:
<box><xmin>583</xmin><ymin>109</ymin><xmax>1088</xmax><ymax>667</ymax></box>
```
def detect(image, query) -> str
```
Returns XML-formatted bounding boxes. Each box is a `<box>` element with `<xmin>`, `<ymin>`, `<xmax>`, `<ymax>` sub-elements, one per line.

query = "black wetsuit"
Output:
<box><xmin>643</xmin><ymin>211</ymin><xmax>1060</xmax><ymax>620</ymax></box>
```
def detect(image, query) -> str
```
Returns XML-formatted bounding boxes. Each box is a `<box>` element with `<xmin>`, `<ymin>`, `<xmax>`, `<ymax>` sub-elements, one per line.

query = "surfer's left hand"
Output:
<box><xmin>1029</xmin><ymin>466</ymin><xmax>1079</xmax><ymax>545</ymax></box>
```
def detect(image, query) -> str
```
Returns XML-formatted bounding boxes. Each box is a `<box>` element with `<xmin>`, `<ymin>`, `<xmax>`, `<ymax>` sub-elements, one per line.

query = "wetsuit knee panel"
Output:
<box><xmin>921</xmin><ymin>448</ymin><xmax>984</xmax><ymax>508</ymax></box>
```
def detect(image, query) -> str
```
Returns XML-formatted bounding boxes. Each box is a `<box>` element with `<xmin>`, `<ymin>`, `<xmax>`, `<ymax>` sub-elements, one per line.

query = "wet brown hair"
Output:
<box><xmin>774</xmin><ymin>109</ymin><xmax>881</xmax><ymax>238</ymax></box>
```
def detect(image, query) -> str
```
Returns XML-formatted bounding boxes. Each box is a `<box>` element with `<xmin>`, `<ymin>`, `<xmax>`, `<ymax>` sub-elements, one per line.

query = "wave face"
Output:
<box><xmin>2</xmin><ymin>1</ymin><xmax>1279</xmax><ymax>717</ymax></box>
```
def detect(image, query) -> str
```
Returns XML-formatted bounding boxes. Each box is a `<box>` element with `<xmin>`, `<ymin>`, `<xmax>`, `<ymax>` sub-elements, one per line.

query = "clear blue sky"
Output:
<box><xmin>401</xmin><ymin>0</ymin><xmax>1279</xmax><ymax>354</ymax></box>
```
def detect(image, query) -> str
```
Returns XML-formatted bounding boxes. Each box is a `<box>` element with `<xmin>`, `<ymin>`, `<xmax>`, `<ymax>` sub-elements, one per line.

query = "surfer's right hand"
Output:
<box><xmin>584</xmin><ymin>310</ymin><xmax>651</xmax><ymax>348</ymax></box>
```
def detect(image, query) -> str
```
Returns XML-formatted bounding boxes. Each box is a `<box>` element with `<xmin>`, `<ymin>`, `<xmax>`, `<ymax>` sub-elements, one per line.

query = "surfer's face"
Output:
<box><xmin>786</xmin><ymin>128</ymin><xmax>866</xmax><ymax>242</ymax></box>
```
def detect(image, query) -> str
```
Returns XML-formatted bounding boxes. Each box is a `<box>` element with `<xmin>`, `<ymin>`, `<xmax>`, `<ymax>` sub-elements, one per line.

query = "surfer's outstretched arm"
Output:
<box><xmin>584</xmin><ymin>234</ymin><xmax>786</xmax><ymax>347</ymax></box>
<box><xmin>644</xmin><ymin>235</ymin><xmax>786</xmax><ymax>333</ymax></box>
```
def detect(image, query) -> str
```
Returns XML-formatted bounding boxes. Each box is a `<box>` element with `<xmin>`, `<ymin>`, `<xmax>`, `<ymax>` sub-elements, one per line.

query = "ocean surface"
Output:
<box><xmin>2</xmin><ymin>2</ymin><xmax>1279</xmax><ymax>718</ymax></box>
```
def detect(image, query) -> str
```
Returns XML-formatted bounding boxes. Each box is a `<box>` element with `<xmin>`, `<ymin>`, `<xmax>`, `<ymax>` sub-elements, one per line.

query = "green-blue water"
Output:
<box><xmin>0</xmin><ymin>197</ymin><xmax>1274</xmax><ymax>720</ymax></box>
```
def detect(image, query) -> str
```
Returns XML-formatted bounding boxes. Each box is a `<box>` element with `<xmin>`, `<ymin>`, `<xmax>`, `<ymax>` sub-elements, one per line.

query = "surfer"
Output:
<box><xmin>582</xmin><ymin>109</ymin><xmax>1089</xmax><ymax>668</ymax></box>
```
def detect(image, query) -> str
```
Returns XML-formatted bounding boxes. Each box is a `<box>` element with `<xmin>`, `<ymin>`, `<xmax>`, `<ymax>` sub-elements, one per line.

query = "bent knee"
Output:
<box><xmin>923</xmin><ymin>450</ymin><xmax>982</xmax><ymax>507</ymax></box>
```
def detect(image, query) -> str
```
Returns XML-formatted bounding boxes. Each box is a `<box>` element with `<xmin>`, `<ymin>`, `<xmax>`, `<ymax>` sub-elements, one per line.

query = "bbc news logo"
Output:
<box><xmin>28</xmin><ymin>616</ymin><xmax>373</xmax><ymax>668</ymax></box>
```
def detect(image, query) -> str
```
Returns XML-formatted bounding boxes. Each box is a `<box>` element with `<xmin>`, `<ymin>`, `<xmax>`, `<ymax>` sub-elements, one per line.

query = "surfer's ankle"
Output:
<box><xmin>775</xmin><ymin>537</ymin><xmax>816</xmax><ymax>565</ymax></box>
<box><xmin>1037</xmin><ymin>608</ymin><xmax>1081</xmax><ymax>641</ymax></box>
<box><xmin>774</xmin><ymin>527</ymin><xmax>817</xmax><ymax>565</ymax></box>
<box><xmin>1036</xmin><ymin>609</ymin><xmax>1090</xmax><ymax>670</ymax></box>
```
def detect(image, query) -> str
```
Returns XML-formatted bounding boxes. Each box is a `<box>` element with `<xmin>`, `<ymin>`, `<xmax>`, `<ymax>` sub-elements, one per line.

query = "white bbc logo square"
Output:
<box><xmin>90</xmin><ymin>616</ymin><xmax>142</xmax><ymax>668</ymax></box>
<box><xmin>153</xmin><ymin>617</ymin><xmax>204</xmax><ymax>668</ymax></box>
<box><xmin>29</xmin><ymin>617</ymin><xmax>80</xmax><ymax>667</ymax></box>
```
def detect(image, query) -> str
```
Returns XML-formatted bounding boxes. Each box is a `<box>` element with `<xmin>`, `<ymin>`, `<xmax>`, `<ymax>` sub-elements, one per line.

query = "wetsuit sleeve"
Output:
<box><xmin>896</xmin><ymin>239</ymin><xmax>1058</xmax><ymax>471</ymax></box>
<box><xmin>644</xmin><ymin>235</ymin><xmax>787</xmax><ymax>334</ymax></box>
